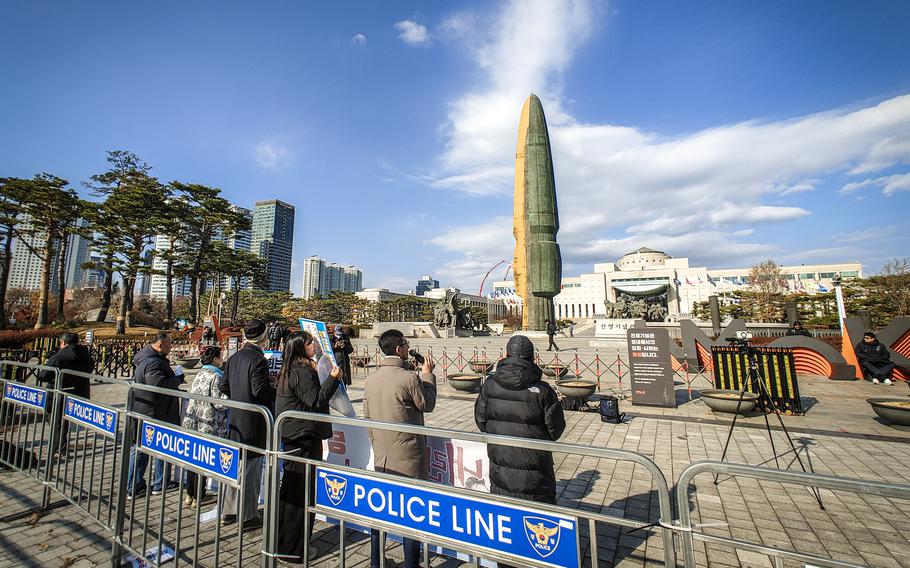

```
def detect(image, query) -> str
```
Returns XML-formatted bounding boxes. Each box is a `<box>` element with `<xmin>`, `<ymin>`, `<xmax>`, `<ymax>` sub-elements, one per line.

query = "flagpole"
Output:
<box><xmin>833</xmin><ymin>275</ymin><xmax>846</xmax><ymax>333</ymax></box>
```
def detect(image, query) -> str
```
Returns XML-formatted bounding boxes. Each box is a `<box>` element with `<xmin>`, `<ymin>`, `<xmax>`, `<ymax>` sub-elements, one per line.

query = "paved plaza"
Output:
<box><xmin>1</xmin><ymin>354</ymin><xmax>909</xmax><ymax>567</ymax></box>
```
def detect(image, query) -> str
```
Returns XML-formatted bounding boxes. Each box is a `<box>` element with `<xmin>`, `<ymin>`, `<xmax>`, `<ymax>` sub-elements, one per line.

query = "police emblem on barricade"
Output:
<box><xmin>523</xmin><ymin>516</ymin><xmax>561</xmax><ymax>558</ymax></box>
<box><xmin>67</xmin><ymin>399</ymin><xmax>74</xmax><ymax>414</ymax></box>
<box><xmin>36</xmin><ymin>392</ymin><xmax>44</xmax><ymax>407</ymax></box>
<box><xmin>105</xmin><ymin>413</ymin><xmax>114</xmax><ymax>431</ymax></box>
<box><xmin>144</xmin><ymin>424</ymin><xmax>155</xmax><ymax>446</ymax></box>
<box><xmin>324</xmin><ymin>474</ymin><xmax>347</xmax><ymax>505</ymax></box>
<box><xmin>4</xmin><ymin>384</ymin><xmax>11</xmax><ymax>397</ymax></box>
<box><xmin>219</xmin><ymin>448</ymin><xmax>234</xmax><ymax>474</ymax></box>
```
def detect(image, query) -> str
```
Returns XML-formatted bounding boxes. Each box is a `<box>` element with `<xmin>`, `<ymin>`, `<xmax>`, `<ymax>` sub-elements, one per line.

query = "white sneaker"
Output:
<box><xmin>872</xmin><ymin>378</ymin><xmax>880</xmax><ymax>384</ymax></box>
<box><xmin>884</xmin><ymin>378</ymin><xmax>893</xmax><ymax>385</ymax></box>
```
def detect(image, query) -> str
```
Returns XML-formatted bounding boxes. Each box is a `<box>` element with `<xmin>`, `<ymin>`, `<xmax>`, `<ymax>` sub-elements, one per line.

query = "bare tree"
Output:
<box><xmin>877</xmin><ymin>257</ymin><xmax>910</xmax><ymax>317</ymax></box>
<box><xmin>748</xmin><ymin>259</ymin><xmax>787</xmax><ymax>322</ymax></box>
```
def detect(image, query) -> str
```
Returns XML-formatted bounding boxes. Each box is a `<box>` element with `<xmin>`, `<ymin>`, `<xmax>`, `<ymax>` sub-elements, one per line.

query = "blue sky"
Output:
<box><xmin>2</xmin><ymin>0</ymin><xmax>908</xmax><ymax>295</ymax></box>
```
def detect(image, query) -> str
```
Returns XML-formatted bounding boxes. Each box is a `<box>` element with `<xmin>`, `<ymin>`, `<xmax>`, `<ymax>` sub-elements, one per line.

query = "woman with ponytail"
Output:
<box><xmin>275</xmin><ymin>331</ymin><xmax>342</xmax><ymax>563</ymax></box>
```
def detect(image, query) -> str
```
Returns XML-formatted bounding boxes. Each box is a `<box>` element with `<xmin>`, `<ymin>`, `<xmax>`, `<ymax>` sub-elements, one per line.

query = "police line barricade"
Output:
<box><xmin>676</xmin><ymin>460</ymin><xmax>910</xmax><ymax>568</ymax></box>
<box><xmin>262</xmin><ymin>411</ymin><xmax>678</xmax><ymax>568</ymax></box>
<box><xmin>48</xmin><ymin>369</ymin><xmax>130</xmax><ymax>535</ymax></box>
<box><xmin>110</xmin><ymin>382</ymin><xmax>275</xmax><ymax>568</ymax></box>
<box><xmin>0</xmin><ymin>361</ymin><xmax>60</xmax><ymax>515</ymax></box>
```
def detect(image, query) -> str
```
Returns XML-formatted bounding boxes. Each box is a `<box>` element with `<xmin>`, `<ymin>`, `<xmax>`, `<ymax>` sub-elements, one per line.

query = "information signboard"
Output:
<box><xmin>627</xmin><ymin>328</ymin><xmax>676</xmax><ymax>407</ymax></box>
<box><xmin>315</xmin><ymin>466</ymin><xmax>579</xmax><ymax>568</ymax></box>
<box><xmin>298</xmin><ymin>318</ymin><xmax>338</xmax><ymax>367</ymax></box>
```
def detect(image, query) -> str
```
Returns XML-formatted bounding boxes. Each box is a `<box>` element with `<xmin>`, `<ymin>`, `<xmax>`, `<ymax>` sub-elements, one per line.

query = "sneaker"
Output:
<box><xmin>872</xmin><ymin>378</ymin><xmax>880</xmax><ymax>384</ymax></box>
<box><xmin>151</xmin><ymin>482</ymin><xmax>179</xmax><ymax>495</ymax></box>
<box><xmin>127</xmin><ymin>486</ymin><xmax>147</xmax><ymax>500</ymax></box>
<box><xmin>183</xmin><ymin>494</ymin><xmax>194</xmax><ymax>506</ymax></box>
<box><xmin>884</xmin><ymin>378</ymin><xmax>893</xmax><ymax>385</ymax></box>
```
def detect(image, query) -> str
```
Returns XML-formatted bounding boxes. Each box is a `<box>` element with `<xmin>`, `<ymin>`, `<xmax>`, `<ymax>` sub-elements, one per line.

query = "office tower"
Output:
<box><xmin>251</xmin><ymin>200</ymin><xmax>295</xmax><ymax>291</ymax></box>
<box><xmin>135</xmin><ymin>251</ymin><xmax>154</xmax><ymax>296</ymax></box>
<box><xmin>416</xmin><ymin>275</ymin><xmax>439</xmax><ymax>296</ymax></box>
<box><xmin>216</xmin><ymin>205</ymin><xmax>254</xmax><ymax>291</ymax></box>
<box><xmin>301</xmin><ymin>255</ymin><xmax>363</xmax><ymax>299</ymax></box>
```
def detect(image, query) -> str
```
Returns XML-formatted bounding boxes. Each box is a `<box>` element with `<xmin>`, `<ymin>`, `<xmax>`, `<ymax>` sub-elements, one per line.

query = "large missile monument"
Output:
<box><xmin>513</xmin><ymin>94</ymin><xmax>562</xmax><ymax>331</ymax></box>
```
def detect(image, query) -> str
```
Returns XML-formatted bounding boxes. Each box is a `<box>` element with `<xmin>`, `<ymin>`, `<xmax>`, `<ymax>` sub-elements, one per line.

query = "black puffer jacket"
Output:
<box><xmin>855</xmin><ymin>340</ymin><xmax>891</xmax><ymax>363</ymax></box>
<box><xmin>474</xmin><ymin>357</ymin><xmax>566</xmax><ymax>503</ymax></box>
<box><xmin>276</xmin><ymin>362</ymin><xmax>340</xmax><ymax>444</ymax></box>
<box><xmin>38</xmin><ymin>344</ymin><xmax>94</xmax><ymax>397</ymax></box>
<box><xmin>131</xmin><ymin>346</ymin><xmax>183</xmax><ymax>425</ymax></box>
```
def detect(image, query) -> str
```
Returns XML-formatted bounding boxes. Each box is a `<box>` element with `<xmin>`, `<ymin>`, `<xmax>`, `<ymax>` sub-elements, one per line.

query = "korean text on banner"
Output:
<box><xmin>65</xmin><ymin>396</ymin><xmax>118</xmax><ymax>436</ymax></box>
<box><xmin>140</xmin><ymin>421</ymin><xmax>241</xmax><ymax>483</ymax></box>
<box><xmin>298</xmin><ymin>318</ymin><xmax>338</xmax><ymax>367</ymax></box>
<box><xmin>315</xmin><ymin>466</ymin><xmax>579</xmax><ymax>568</ymax></box>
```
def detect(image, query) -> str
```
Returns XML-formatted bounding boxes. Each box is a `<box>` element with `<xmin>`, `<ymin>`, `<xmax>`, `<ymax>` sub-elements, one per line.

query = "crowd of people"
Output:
<box><xmin>31</xmin><ymin>318</ymin><xmax>903</xmax><ymax>566</ymax></box>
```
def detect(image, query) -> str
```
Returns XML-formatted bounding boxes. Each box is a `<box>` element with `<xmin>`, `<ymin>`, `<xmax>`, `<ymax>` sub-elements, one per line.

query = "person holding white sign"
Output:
<box><xmin>275</xmin><ymin>332</ymin><xmax>342</xmax><ymax>563</ymax></box>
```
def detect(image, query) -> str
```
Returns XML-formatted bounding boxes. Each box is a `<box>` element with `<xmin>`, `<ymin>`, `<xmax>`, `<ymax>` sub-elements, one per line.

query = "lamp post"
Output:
<box><xmin>832</xmin><ymin>274</ymin><xmax>846</xmax><ymax>333</ymax></box>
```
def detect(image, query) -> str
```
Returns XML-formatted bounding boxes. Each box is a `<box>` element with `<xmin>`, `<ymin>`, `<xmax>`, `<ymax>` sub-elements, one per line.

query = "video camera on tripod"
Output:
<box><xmin>724</xmin><ymin>330</ymin><xmax>756</xmax><ymax>354</ymax></box>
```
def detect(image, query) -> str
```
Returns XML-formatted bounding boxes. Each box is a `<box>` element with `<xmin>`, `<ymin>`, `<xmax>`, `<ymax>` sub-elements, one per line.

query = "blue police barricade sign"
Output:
<box><xmin>3</xmin><ymin>383</ymin><xmax>48</xmax><ymax>411</ymax></box>
<box><xmin>65</xmin><ymin>396</ymin><xmax>118</xmax><ymax>436</ymax></box>
<box><xmin>316</xmin><ymin>466</ymin><xmax>579</xmax><ymax>568</ymax></box>
<box><xmin>140</xmin><ymin>421</ymin><xmax>241</xmax><ymax>484</ymax></box>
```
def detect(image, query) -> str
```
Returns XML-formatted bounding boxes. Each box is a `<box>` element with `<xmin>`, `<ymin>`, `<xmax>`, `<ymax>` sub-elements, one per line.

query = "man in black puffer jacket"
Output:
<box><xmin>474</xmin><ymin>335</ymin><xmax>566</xmax><ymax>504</ymax></box>
<box><xmin>39</xmin><ymin>332</ymin><xmax>94</xmax><ymax>452</ymax></box>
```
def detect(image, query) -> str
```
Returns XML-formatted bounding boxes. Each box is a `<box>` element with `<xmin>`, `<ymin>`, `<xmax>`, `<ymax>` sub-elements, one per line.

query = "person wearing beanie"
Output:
<box><xmin>218</xmin><ymin>319</ymin><xmax>276</xmax><ymax>529</ymax></box>
<box><xmin>474</xmin><ymin>336</ymin><xmax>565</xmax><ymax>507</ymax></box>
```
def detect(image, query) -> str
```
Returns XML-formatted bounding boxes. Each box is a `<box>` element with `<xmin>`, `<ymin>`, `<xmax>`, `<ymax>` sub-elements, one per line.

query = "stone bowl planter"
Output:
<box><xmin>176</xmin><ymin>357</ymin><xmax>200</xmax><ymax>369</ymax></box>
<box><xmin>469</xmin><ymin>359</ymin><xmax>495</xmax><ymax>374</ymax></box>
<box><xmin>867</xmin><ymin>398</ymin><xmax>910</xmax><ymax>426</ymax></box>
<box><xmin>541</xmin><ymin>363</ymin><xmax>569</xmax><ymax>379</ymax></box>
<box><xmin>700</xmin><ymin>389</ymin><xmax>758</xmax><ymax>414</ymax></box>
<box><xmin>447</xmin><ymin>373</ymin><xmax>484</xmax><ymax>393</ymax></box>
<box><xmin>555</xmin><ymin>379</ymin><xmax>598</xmax><ymax>399</ymax></box>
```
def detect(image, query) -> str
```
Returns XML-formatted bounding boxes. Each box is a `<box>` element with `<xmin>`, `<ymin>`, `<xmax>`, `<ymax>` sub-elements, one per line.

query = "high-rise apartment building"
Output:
<box><xmin>301</xmin><ymin>255</ymin><xmax>363</xmax><ymax>299</ymax></box>
<box><xmin>416</xmin><ymin>275</ymin><xmax>439</xmax><ymax>296</ymax></box>
<box><xmin>213</xmin><ymin>205</ymin><xmax>254</xmax><ymax>291</ymax></box>
<box><xmin>251</xmin><ymin>200</ymin><xmax>295</xmax><ymax>291</ymax></box>
<box><xmin>148</xmin><ymin>235</ymin><xmax>191</xmax><ymax>300</ymax></box>
<box><xmin>8</xmin><ymin>216</ymin><xmax>91</xmax><ymax>291</ymax></box>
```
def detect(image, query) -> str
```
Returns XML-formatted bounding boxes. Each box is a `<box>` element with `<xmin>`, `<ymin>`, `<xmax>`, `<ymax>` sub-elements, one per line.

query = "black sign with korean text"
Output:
<box><xmin>627</xmin><ymin>328</ymin><xmax>676</xmax><ymax>407</ymax></box>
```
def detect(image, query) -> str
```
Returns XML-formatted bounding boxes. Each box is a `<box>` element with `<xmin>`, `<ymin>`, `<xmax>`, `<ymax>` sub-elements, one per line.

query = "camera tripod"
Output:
<box><xmin>714</xmin><ymin>342</ymin><xmax>825</xmax><ymax>510</ymax></box>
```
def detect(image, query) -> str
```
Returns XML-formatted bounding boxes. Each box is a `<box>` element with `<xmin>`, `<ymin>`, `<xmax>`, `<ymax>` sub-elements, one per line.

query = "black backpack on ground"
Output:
<box><xmin>599</xmin><ymin>396</ymin><xmax>625</xmax><ymax>424</ymax></box>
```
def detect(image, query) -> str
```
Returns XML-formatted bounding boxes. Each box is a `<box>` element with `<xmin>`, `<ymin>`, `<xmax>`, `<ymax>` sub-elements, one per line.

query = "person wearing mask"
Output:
<box><xmin>332</xmin><ymin>324</ymin><xmax>354</xmax><ymax>386</ymax></box>
<box><xmin>855</xmin><ymin>331</ymin><xmax>895</xmax><ymax>385</ymax></box>
<box><xmin>786</xmin><ymin>321</ymin><xmax>811</xmax><ymax>337</ymax></box>
<box><xmin>475</xmin><ymin>335</ymin><xmax>565</xmax><ymax>504</ymax></box>
<box><xmin>181</xmin><ymin>345</ymin><xmax>228</xmax><ymax>508</ymax></box>
<box><xmin>363</xmin><ymin>329</ymin><xmax>436</xmax><ymax>568</ymax></box>
<box><xmin>545</xmin><ymin>318</ymin><xmax>559</xmax><ymax>351</ymax></box>
<box><xmin>127</xmin><ymin>331</ymin><xmax>184</xmax><ymax>498</ymax></box>
<box><xmin>275</xmin><ymin>332</ymin><xmax>342</xmax><ymax>563</ymax></box>
<box><xmin>38</xmin><ymin>332</ymin><xmax>94</xmax><ymax>452</ymax></box>
<box><xmin>218</xmin><ymin>320</ymin><xmax>275</xmax><ymax>529</ymax></box>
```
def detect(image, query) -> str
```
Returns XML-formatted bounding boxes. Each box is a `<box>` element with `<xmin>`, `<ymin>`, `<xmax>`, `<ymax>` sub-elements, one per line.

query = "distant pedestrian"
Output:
<box><xmin>569</xmin><ymin>322</ymin><xmax>575</xmax><ymax>337</ymax></box>
<box><xmin>545</xmin><ymin>318</ymin><xmax>559</xmax><ymax>351</ymax></box>
<box><xmin>332</xmin><ymin>324</ymin><xmax>354</xmax><ymax>386</ymax></box>
<box><xmin>218</xmin><ymin>320</ymin><xmax>276</xmax><ymax>529</ymax></box>
<box><xmin>786</xmin><ymin>321</ymin><xmax>811</xmax><ymax>337</ymax></box>
<box><xmin>275</xmin><ymin>332</ymin><xmax>342</xmax><ymax>563</ymax></box>
<box><xmin>181</xmin><ymin>345</ymin><xmax>228</xmax><ymax>508</ymax></box>
<box><xmin>363</xmin><ymin>329</ymin><xmax>436</xmax><ymax>568</ymax></box>
<box><xmin>855</xmin><ymin>331</ymin><xmax>895</xmax><ymax>385</ymax></box>
<box><xmin>127</xmin><ymin>331</ymin><xmax>184</xmax><ymax>498</ymax></box>
<box><xmin>475</xmin><ymin>335</ymin><xmax>565</xmax><ymax>504</ymax></box>
<box><xmin>38</xmin><ymin>332</ymin><xmax>94</xmax><ymax>452</ymax></box>
<box><xmin>268</xmin><ymin>321</ymin><xmax>283</xmax><ymax>351</ymax></box>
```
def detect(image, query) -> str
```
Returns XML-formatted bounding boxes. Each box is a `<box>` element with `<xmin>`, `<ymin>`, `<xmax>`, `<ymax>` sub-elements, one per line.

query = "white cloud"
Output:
<box><xmin>254</xmin><ymin>141</ymin><xmax>290</xmax><ymax>170</ymax></box>
<box><xmin>352</xmin><ymin>33</ymin><xmax>367</xmax><ymax>45</ymax></box>
<box><xmin>840</xmin><ymin>172</ymin><xmax>910</xmax><ymax>195</ymax></box>
<box><xmin>395</xmin><ymin>20</ymin><xmax>430</xmax><ymax>45</ymax></box>
<box><xmin>419</xmin><ymin>0</ymin><xmax>910</xmax><ymax>289</ymax></box>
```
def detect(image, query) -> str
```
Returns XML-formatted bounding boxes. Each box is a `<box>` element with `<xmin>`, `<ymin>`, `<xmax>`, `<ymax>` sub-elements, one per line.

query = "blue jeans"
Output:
<box><xmin>127</xmin><ymin>445</ymin><xmax>170</xmax><ymax>493</ymax></box>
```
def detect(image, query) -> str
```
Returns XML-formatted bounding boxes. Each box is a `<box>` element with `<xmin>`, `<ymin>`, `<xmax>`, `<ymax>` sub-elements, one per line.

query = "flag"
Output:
<box><xmin>673</xmin><ymin>278</ymin><xmax>682</xmax><ymax>286</ymax></box>
<box><xmin>685</xmin><ymin>277</ymin><xmax>693</xmax><ymax>286</ymax></box>
<box><xmin>817</xmin><ymin>283</ymin><xmax>829</xmax><ymax>293</ymax></box>
<box><xmin>707</xmin><ymin>276</ymin><xmax>717</xmax><ymax>287</ymax></box>
<box><xmin>697</xmin><ymin>276</ymin><xmax>704</xmax><ymax>284</ymax></box>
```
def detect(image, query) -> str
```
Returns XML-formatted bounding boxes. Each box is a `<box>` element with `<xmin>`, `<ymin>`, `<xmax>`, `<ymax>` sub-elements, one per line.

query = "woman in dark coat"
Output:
<box><xmin>275</xmin><ymin>332</ymin><xmax>341</xmax><ymax>563</ymax></box>
<box><xmin>474</xmin><ymin>335</ymin><xmax>566</xmax><ymax>504</ymax></box>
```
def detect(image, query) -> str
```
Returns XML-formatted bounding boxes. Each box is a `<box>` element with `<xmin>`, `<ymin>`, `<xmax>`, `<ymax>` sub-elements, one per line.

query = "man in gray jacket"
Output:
<box><xmin>363</xmin><ymin>329</ymin><xmax>436</xmax><ymax>568</ymax></box>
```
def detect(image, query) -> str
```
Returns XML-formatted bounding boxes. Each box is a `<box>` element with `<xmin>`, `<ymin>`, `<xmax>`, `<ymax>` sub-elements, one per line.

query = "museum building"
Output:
<box><xmin>493</xmin><ymin>247</ymin><xmax>862</xmax><ymax>321</ymax></box>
